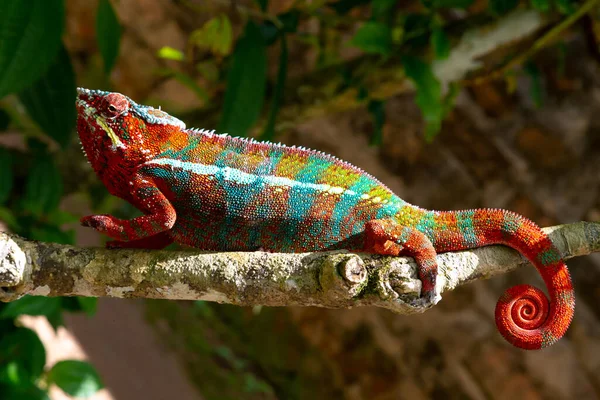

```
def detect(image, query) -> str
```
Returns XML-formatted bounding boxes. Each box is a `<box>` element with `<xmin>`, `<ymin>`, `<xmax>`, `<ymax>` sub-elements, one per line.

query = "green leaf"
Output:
<box><xmin>0</xmin><ymin>296</ymin><xmax>61</xmax><ymax>319</ymax></box>
<box><xmin>0</xmin><ymin>0</ymin><xmax>64</xmax><ymax>97</ymax></box>
<box><xmin>254</xmin><ymin>0</ymin><xmax>268</xmax><ymax>11</ymax></box>
<box><xmin>0</xmin><ymin>109</ymin><xmax>9</xmax><ymax>131</ymax></box>
<box><xmin>96</xmin><ymin>0</ymin><xmax>122</xmax><ymax>73</ymax></box>
<box><xmin>48</xmin><ymin>360</ymin><xmax>104</xmax><ymax>398</ymax></box>
<box><xmin>431</xmin><ymin>27</ymin><xmax>450</xmax><ymax>59</ymax></box>
<box><xmin>218</xmin><ymin>21</ymin><xmax>267</xmax><ymax>136</ymax></box>
<box><xmin>190</xmin><ymin>15</ymin><xmax>234</xmax><ymax>56</ymax></box>
<box><xmin>0</xmin><ymin>328</ymin><xmax>46</xmax><ymax>382</ymax></box>
<box><xmin>157</xmin><ymin>46</ymin><xmax>185</xmax><ymax>61</ymax></box>
<box><xmin>279</xmin><ymin>10</ymin><xmax>300</xmax><ymax>33</ymax></box>
<box><xmin>531</xmin><ymin>0</ymin><xmax>551</xmax><ymax>11</ymax></box>
<box><xmin>77</xmin><ymin>297</ymin><xmax>98</xmax><ymax>317</ymax></box>
<box><xmin>0</xmin><ymin>207</ymin><xmax>19</xmax><ymax>229</ymax></box>
<box><xmin>0</xmin><ymin>148</ymin><xmax>13</xmax><ymax>205</ymax></box>
<box><xmin>402</xmin><ymin>55</ymin><xmax>444</xmax><ymax>141</ymax></box>
<box><xmin>261</xmin><ymin>36</ymin><xmax>288</xmax><ymax>141</ymax></box>
<box><xmin>555</xmin><ymin>0</ymin><xmax>576</xmax><ymax>14</ymax></box>
<box><xmin>349</xmin><ymin>21</ymin><xmax>392</xmax><ymax>55</ymax></box>
<box><xmin>524</xmin><ymin>61</ymin><xmax>544</xmax><ymax>108</ymax></box>
<box><xmin>46</xmin><ymin>306</ymin><xmax>65</xmax><ymax>331</ymax></box>
<box><xmin>22</xmin><ymin>154</ymin><xmax>63</xmax><ymax>216</ymax></box>
<box><xmin>488</xmin><ymin>0</ymin><xmax>519</xmax><ymax>15</ymax></box>
<box><xmin>18</xmin><ymin>45</ymin><xmax>76</xmax><ymax>148</ymax></box>
<box><xmin>0</xmin><ymin>385</ymin><xmax>50</xmax><ymax>400</ymax></box>
<box><xmin>0</xmin><ymin>361</ymin><xmax>26</xmax><ymax>385</ymax></box>
<box><xmin>431</xmin><ymin>0</ymin><xmax>474</xmax><ymax>8</ymax></box>
<box><xmin>368</xmin><ymin>100</ymin><xmax>386</xmax><ymax>146</ymax></box>
<box><xmin>372</xmin><ymin>0</ymin><xmax>397</xmax><ymax>17</ymax></box>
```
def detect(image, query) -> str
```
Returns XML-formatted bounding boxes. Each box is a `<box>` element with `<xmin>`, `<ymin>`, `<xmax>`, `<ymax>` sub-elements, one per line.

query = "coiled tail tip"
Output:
<box><xmin>495</xmin><ymin>284</ymin><xmax>573</xmax><ymax>350</ymax></box>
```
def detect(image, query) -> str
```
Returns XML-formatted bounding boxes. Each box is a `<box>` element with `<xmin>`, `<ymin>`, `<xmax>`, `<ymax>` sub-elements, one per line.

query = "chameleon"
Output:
<box><xmin>76</xmin><ymin>87</ymin><xmax>574</xmax><ymax>350</ymax></box>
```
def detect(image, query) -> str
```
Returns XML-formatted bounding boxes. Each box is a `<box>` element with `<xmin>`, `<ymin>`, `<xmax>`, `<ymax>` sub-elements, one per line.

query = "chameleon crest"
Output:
<box><xmin>77</xmin><ymin>88</ymin><xmax>575</xmax><ymax>350</ymax></box>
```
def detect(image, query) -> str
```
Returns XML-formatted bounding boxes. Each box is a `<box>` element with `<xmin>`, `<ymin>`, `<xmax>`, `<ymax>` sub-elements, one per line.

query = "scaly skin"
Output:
<box><xmin>76</xmin><ymin>88</ymin><xmax>575</xmax><ymax>350</ymax></box>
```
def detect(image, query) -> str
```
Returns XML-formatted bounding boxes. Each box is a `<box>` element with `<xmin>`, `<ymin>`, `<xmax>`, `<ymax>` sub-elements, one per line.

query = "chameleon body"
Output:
<box><xmin>76</xmin><ymin>88</ymin><xmax>574</xmax><ymax>350</ymax></box>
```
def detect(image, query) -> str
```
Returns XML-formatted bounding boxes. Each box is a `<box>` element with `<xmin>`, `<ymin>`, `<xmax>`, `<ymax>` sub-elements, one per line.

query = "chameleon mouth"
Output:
<box><xmin>76</xmin><ymin>88</ymin><xmax>125</xmax><ymax>149</ymax></box>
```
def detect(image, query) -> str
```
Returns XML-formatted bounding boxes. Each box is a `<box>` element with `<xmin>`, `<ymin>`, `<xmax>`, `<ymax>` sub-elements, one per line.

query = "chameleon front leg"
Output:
<box><xmin>81</xmin><ymin>174</ymin><xmax>176</xmax><ymax>243</ymax></box>
<box><xmin>364</xmin><ymin>219</ymin><xmax>439</xmax><ymax>307</ymax></box>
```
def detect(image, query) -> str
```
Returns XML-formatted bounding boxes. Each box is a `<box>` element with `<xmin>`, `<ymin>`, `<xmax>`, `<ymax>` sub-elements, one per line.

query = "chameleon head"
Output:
<box><xmin>76</xmin><ymin>87</ymin><xmax>186</xmax><ymax>175</ymax></box>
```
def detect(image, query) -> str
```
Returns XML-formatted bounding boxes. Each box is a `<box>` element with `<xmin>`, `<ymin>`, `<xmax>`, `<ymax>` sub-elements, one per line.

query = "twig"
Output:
<box><xmin>1</xmin><ymin>222</ymin><xmax>598</xmax><ymax>314</ymax></box>
<box><xmin>461</xmin><ymin>0</ymin><xmax>600</xmax><ymax>86</ymax></box>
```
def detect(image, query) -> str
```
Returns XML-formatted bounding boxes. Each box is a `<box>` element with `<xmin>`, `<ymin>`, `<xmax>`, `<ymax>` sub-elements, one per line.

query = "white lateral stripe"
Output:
<box><xmin>148</xmin><ymin>158</ymin><xmax>357</xmax><ymax>195</ymax></box>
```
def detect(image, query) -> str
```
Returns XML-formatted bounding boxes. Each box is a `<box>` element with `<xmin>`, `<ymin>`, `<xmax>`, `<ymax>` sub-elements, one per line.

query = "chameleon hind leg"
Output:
<box><xmin>364</xmin><ymin>219</ymin><xmax>439</xmax><ymax>307</ymax></box>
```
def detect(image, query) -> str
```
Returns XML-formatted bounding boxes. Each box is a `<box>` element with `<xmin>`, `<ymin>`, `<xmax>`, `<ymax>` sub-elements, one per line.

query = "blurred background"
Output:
<box><xmin>1</xmin><ymin>0</ymin><xmax>600</xmax><ymax>399</ymax></box>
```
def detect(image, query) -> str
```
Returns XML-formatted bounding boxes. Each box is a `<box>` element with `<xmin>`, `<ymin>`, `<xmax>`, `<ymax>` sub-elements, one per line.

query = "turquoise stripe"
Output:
<box><xmin>415</xmin><ymin>211</ymin><xmax>436</xmax><ymax>242</ymax></box>
<box><xmin>537</xmin><ymin>248</ymin><xmax>560</xmax><ymax>266</ymax></box>
<box><xmin>456</xmin><ymin>210</ymin><xmax>477</xmax><ymax>247</ymax></box>
<box><xmin>294</xmin><ymin>155</ymin><xmax>331</xmax><ymax>182</ymax></box>
<box><xmin>501</xmin><ymin>212</ymin><xmax>520</xmax><ymax>238</ymax></box>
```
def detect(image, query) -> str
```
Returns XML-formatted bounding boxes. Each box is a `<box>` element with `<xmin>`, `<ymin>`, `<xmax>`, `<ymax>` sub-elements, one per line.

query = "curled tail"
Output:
<box><xmin>427</xmin><ymin>208</ymin><xmax>575</xmax><ymax>349</ymax></box>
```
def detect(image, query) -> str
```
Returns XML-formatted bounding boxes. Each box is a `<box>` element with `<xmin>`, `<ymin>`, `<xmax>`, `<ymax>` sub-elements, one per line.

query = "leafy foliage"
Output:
<box><xmin>48</xmin><ymin>360</ymin><xmax>104</xmax><ymax>398</ymax></box>
<box><xmin>96</xmin><ymin>0</ymin><xmax>122</xmax><ymax>73</ymax></box>
<box><xmin>18</xmin><ymin>45</ymin><xmax>77</xmax><ymax>148</ymax></box>
<box><xmin>0</xmin><ymin>0</ymin><xmax>64</xmax><ymax>97</ymax></box>
<box><xmin>218</xmin><ymin>21</ymin><xmax>267</xmax><ymax>135</ymax></box>
<box><xmin>349</xmin><ymin>21</ymin><xmax>393</xmax><ymax>55</ymax></box>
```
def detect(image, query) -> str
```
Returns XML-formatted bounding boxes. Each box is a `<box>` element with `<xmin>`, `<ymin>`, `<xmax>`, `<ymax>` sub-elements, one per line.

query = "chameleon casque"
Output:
<box><xmin>76</xmin><ymin>87</ymin><xmax>574</xmax><ymax>350</ymax></box>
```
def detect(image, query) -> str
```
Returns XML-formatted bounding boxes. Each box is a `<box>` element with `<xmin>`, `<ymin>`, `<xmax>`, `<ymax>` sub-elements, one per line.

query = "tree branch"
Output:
<box><xmin>1</xmin><ymin>222</ymin><xmax>599</xmax><ymax>314</ymax></box>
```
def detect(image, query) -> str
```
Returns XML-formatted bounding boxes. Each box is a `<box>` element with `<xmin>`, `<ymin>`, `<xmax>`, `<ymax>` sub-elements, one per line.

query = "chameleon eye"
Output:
<box><xmin>103</xmin><ymin>93</ymin><xmax>130</xmax><ymax>117</ymax></box>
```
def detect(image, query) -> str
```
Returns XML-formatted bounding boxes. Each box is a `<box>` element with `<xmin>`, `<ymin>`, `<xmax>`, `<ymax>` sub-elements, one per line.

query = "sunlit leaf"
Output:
<box><xmin>157</xmin><ymin>46</ymin><xmax>185</xmax><ymax>61</ymax></box>
<box><xmin>96</xmin><ymin>0</ymin><xmax>122</xmax><ymax>73</ymax></box>
<box><xmin>218</xmin><ymin>21</ymin><xmax>267</xmax><ymax>136</ymax></box>
<box><xmin>48</xmin><ymin>360</ymin><xmax>104</xmax><ymax>398</ymax></box>
<box><xmin>0</xmin><ymin>0</ymin><xmax>64</xmax><ymax>97</ymax></box>
<box><xmin>349</xmin><ymin>21</ymin><xmax>392</xmax><ymax>55</ymax></box>
<box><xmin>190</xmin><ymin>15</ymin><xmax>234</xmax><ymax>56</ymax></box>
<box><xmin>18</xmin><ymin>45</ymin><xmax>77</xmax><ymax>148</ymax></box>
